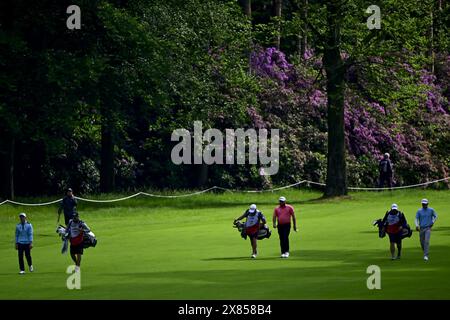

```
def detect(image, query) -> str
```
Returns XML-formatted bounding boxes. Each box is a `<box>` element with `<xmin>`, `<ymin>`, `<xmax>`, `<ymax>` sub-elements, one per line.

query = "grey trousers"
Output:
<box><xmin>419</xmin><ymin>227</ymin><xmax>432</xmax><ymax>256</ymax></box>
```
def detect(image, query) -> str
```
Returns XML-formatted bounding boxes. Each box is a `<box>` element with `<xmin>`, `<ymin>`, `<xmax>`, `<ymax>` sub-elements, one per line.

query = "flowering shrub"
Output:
<box><xmin>115</xmin><ymin>151</ymin><xmax>138</xmax><ymax>190</ymax></box>
<box><xmin>247</xmin><ymin>106</ymin><xmax>267</xmax><ymax>129</ymax></box>
<box><xmin>419</xmin><ymin>69</ymin><xmax>448</xmax><ymax>114</ymax></box>
<box><xmin>249</xmin><ymin>46</ymin><xmax>449</xmax><ymax>187</ymax></box>
<box><xmin>250</xmin><ymin>47</ymin><xmax>294</xmax><ymax>84</ymax></box>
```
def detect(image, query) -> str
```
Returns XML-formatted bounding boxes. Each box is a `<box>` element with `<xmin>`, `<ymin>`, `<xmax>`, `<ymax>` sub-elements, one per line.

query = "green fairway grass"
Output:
<box><xmin>0</xmin><ymin>189</ymin><xmax>449</xmax><ymax>299</ymax></box>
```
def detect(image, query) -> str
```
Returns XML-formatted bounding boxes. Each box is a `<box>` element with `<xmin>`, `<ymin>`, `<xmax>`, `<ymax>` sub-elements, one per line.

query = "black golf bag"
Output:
<box><xmin>83</xmin><ymin>231</ymin><xmax>97</xmax><ymax>248</ymax></box>
<box><xmin>373</xmin><ymin>219</ymin><xmax>386</xmax><ymax>238</ymax></box>
<box><xmin>56</xmin><ymin>224</ymin><xmax>97</xmax><ymax>251</ymax></box>
<box><xmin>373</xmin><ymin>212</ymin><xmax>413</xmax><ymax>239</ymax></box>
<box><xmin>233</xmin><ymin>221</ymin><xmax>271</xmax><ymax>240</ymax></box>
<box><xmin>400</xmin><ymin>224</ymin><xmax>413</xmax><ymax>239</ymax></box>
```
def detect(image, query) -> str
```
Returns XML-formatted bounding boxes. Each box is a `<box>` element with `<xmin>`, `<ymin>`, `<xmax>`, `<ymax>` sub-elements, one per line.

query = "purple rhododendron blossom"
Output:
<box><xmin>369</xmin><ymin>102</ymin><xmax>385</xmax><ymax>114</ymax></box>
<box><xmin>251</xmin><ymin>46</ymin><xmax>449</xmax><ymax>184</ymax></box>
<box><xmin>303</xmin><ymin>48</ymin><xmax>314</xmax><ymax>60</ymax></box>
<box><xmin>309</xmin><ymin>89</ymin><xmax>327</xmax><ymax>107</ymax></box>
<box><xmin>247</xmin><ymin>106</ymin><xmax>267</xmax><ymax>129</ymax></box>
<box><xmin>250</xmin><ymin>47</ymin><xmax>293</xmax><ymax>84</ymax></box>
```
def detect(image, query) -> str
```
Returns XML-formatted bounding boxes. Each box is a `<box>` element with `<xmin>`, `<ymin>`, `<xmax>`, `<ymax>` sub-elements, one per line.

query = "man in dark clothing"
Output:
<box><xmin>58</xmin><ymin>188</ymin><xmax>77</xmax><ymax>225</ymax></box>
<box><xmin>382</xmin><ymin>204</ymin><xmax>407</xmax><ymax>260</ymax></box>
<box><xmin>379</xmin><ymin>153</ymin><xmax>393</xmax><ymax>188</ymax></box>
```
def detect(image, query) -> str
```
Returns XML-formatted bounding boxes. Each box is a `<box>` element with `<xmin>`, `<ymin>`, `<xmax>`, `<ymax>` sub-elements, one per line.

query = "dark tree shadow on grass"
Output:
<box><xmin>101</xmin><ymin>245</ymin><xmax>450</xmax><ymax>299</ymax></box>
<box><xmin>200</xmin><ymin>245</ymin><xmax>450</xmax><ymax>266</ymax></box>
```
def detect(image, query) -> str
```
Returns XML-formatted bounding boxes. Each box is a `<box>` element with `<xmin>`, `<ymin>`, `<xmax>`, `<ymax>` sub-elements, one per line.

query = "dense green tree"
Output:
<box><xmin>0</xmin><ymin>0</ymin><xmax>448</xmax><ymax>198</ymax></box>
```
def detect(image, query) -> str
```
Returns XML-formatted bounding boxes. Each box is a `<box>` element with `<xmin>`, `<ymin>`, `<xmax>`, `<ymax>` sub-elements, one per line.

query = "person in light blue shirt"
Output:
<box><xmin>15</xmin><ymin>213</ymin><xmax>34</xmax><ymax>274</ymax></box>
<box><xmin>415</xmin><ymin>199</ymin><xmax>437</xmax><ymax>261</ymax></box>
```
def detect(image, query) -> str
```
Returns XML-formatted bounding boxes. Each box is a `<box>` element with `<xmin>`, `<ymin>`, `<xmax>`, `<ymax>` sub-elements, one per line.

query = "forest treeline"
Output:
<box><xmin>0</xmin><ymin>0</ymin><xmax>449</xmax><ymax>198</ymax></box>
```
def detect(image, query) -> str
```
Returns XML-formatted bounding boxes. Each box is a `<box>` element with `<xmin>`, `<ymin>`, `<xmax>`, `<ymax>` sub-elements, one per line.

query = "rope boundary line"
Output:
<box><xmin>0</xmin><ymin>177</ymin><xmax>448</xmax><ymax>206</ymax></box>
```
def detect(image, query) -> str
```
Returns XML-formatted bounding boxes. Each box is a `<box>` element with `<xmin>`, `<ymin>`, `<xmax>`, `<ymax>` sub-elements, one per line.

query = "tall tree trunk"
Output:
<box><xmin>100</xmin><ymin>113</ymin><xmax>115</xmax><ymax>193</ymax></box>
<box><xmin>300</xmin><ymin>0</ymin><xmax>308</xmax><ymax>58</ymax></box>
<box><xmin>9</xmin><ymin>138</ymin><xmax>15</xmax><ymax>200</ymax></box>
<box><xmin>323</xmin><ymin>0</ymin><xmax>347</xmax><ymax>197</ymax></box>
<box><xmin>274</xmin><ymin>0</ymin><xmax>282</xmax><ymax>49</ymax></box>
<box><xmin>429</xmin><ymin>6</ymin><xmax>435</xmax><ymax>74</ymax></box>
<box><xmin>437</xmin><ymin>0</ymin><xmax>443</xmax><ymax>51</ymax></box>
<box><xmin>197</xmin><ymin>163</ymin><xmax>208</xmax><ymax>188</ymax></box>
<box><xmin>244</xmin><ymin>0</ymin><xmax>253</xmax><ymax>73</ymax></box>
<box><xmin>244</xmin><ymin>0</ymin><xmax>251</xmax><ymax>17</ymax></box>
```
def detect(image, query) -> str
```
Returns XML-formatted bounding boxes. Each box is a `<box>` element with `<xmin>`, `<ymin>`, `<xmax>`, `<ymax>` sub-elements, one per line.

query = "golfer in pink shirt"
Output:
<box><xmin>273</xmin><ymin>196</ymin><xmax>297</xmax><ymax>258</ymax></box>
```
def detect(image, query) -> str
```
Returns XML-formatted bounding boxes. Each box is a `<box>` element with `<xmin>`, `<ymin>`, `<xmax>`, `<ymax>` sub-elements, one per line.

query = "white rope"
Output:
<box><xmin>215</xmin><ymin>181</ymin><xmax>307</xmax><ymax>193</ymax></box>
<box><xmin>74</xmin><ymin>193</ymin><xmax>143</xmax><ymax>203</ymax></box>
<box><xmin>65</xmin><ymin>187</ymin><xmax>219</xmax><ymax>202</ymax></box>
<box><xmin>297</xmin><ymin>178</ymin><xmax>449</xmax><ymax>190</ymax></box>
<box><xmin>140</xmin><ymin>187</ymin><xmax>218</xmax><ymax>198</ymax></box>
<box><xmin>1</xmin><ymin>199</ymin><xmax>63</xmax><ymax>206</ymax></box>
<box><xmin>305</xmin><ymin>181</ymin><xmax>326</xmax><ymax>187</ymax></box>
<box><xmin>347</xmin><ymin>177</ymin><xmax>450</xmax><ymax>191</ymax></box>
<box><xmin>0</xmin><ymin>177</ymin><xmax>447</xmax><ymax>206</ymax></box>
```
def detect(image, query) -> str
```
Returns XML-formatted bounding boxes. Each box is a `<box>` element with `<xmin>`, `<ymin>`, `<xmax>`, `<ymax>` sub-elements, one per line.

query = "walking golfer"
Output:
<box><xmin>273</xmin><ymin>196</ymin><xmax>297</xmax><ymax>258</ymax></box>
<box><xmin>415</xmin><ymin>199</ymin><xmax>437</xmax><ymax>261</ymax></box>
<box><xmin>58</xmin><ymin>188</ymin><xmax>77</xmax><ymax>225</ymax></box>
<box><xmin>67</xmin><ymin>212</ymin><xmax>90</xmax><ymax>272</ymax></box>
<box><xmin>234</xmin><ymin>204</ymin><xmax>267</xmax><ymax>259</ymax></box>
<box><xmin>382</xmin><ymin>203</ymin><xmax>407</xmax><ymax>260</ymax></box>
<box><xmin>15</xmin><ymin>213</ymin><xmax>34</xmax><ymax>274</ymax></box>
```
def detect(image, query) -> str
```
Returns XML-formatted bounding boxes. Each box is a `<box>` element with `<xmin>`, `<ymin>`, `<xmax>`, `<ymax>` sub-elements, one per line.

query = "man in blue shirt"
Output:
<box><xmin>15</xmin><ymin>213</ymin><xmax>34</xmax><ymax>274</ymax></box>
<box><xmin>415</xmin><ymin>199</ymin><xmax>438</xmax><ymax>261</ymax></box>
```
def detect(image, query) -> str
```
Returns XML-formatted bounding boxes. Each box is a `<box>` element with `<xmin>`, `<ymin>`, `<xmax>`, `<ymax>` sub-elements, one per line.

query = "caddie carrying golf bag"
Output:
<box><xmin>56</xmin><ymin>223</ymin><xmax>97</xmax><ymax>253</ymax></box>
<box><xmin>373</xmin><ymin>212</ymin><xmax>413</xmax><ymax>240</ymax></box>
<box><xmin>233</xmin><ymin>221</ymin><xmax>272</xmax><ymax>240</ymax></box>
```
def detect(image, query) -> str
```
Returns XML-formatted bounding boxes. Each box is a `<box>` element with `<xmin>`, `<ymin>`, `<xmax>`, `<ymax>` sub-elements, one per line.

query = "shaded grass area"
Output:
<box><xmin>0</xmin><ymin>189</ymin><xmax>449</xmax><ymax>299</ymax></box>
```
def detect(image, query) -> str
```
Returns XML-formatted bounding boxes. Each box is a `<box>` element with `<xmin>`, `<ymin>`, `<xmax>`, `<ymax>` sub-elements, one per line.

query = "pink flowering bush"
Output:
<box><xmin>249</xmin><ymin>46</ymin><xmax>449</xmax><ymax>187</ymax></box>
<box><xmin>250</xmin><ymin>47</ymin><xmax>294</xmax><ymax>84</ymax></box>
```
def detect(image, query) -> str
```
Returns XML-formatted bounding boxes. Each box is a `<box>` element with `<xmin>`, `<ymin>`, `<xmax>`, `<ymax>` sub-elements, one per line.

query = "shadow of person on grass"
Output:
<box><xmin>201</xmin><ymin>244</ymin><xmax>450</xmax><ymax>265</ymax></box>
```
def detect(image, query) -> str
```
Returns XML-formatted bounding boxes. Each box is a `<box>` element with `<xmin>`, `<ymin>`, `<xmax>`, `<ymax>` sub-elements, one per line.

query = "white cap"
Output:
<box><xmin>19</xmin><ymin>213</ymin><xmax>26</xmax><ymax>218</ymax></box>
<box><xmin>249</xmin><ymin>204</ymin><xmax>257</xmax><ymax>213</ymax></box>
<box><xmin>279</xmin><ymin>196</ymin><xmax>286</xmax><ymax>202</ymax></box>
<box><xmin>391</xmin><ymin>203</ymin><xmax>398</xmax><ymax>210</ymax></box>
<box><xmin>384</xmin><ymin>153</ymin><xmax>390</xmax><ymax>158</ymax></box>
<box><xmin>421</xmin><ymin>199</ymin><xmax>429</xmax><ymax>204</ymax></box>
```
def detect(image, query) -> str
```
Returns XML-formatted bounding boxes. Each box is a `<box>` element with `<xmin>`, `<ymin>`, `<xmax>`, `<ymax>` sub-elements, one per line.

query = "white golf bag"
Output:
<box><xmin>56</xmin><ymin>225</ymin><xmax>69</xmax><ymax>254</ymax></box>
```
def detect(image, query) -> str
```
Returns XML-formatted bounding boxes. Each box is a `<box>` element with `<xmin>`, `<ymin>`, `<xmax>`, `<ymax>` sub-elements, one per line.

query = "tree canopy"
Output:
<box><xmin>0</xmin><ymin>0</ymin><xmax>448</xmax><ymax>198</ymax></box>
